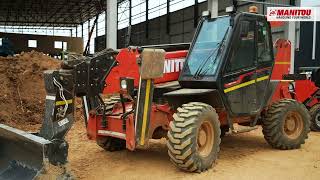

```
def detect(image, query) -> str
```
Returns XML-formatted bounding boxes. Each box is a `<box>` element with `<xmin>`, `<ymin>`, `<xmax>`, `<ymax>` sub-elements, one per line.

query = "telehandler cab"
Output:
<box><xmin>1</xmin><ymin>2</ymin><xmax>319</xmax><ymax>179</ymax></box>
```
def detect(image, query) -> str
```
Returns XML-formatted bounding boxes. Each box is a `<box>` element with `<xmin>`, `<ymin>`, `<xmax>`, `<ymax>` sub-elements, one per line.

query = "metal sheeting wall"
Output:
<box><xmin>295</xmin><ymin>22</ymin><xmax>320</xmax><ymax>70</ymax></box>
<box><xmin>95</xmin><ymin>0</ymin><xmax>292</xmax><ymax>51</ymax></box>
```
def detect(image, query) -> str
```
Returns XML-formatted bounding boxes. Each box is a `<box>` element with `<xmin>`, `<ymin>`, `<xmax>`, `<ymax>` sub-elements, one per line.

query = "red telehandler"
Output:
<box><xmin>1</xmin><ymin>2</ymin><xmax>320</xmax><ymax>180</ymax></box>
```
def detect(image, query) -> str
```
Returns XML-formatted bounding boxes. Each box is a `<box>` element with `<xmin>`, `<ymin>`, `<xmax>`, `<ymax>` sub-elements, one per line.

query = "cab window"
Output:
<box><xmin>257</xmin><ymin>21</ymin><xmax>273</xmax><ymax>63</ymax></box>
<box><xmin>227</xmin><ymin>20</ymin><xmax>256</xmax><ymax>72</ymax></box>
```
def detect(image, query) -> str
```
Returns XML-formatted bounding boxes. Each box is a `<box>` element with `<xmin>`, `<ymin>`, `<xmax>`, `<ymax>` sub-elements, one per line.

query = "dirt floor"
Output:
<box><xmin>67</xmin><ymin>120</ymin><xmax>320</xmax><ymax>180</ymax></box>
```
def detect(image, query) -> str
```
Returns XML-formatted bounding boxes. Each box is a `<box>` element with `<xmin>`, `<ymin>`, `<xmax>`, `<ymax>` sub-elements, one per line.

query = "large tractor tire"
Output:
<box><xmin>96</xmin><ymin>96</ymin><xmax>126</xmax><ymax>151</ymax></box>
<box><xmin>309</xmin><ymin>104</ymin><xmax>320</xmax><ymax>131</ymax></box>
<box><xmin>167</xmin><ymin>102</ymin><xmax>221</xmax><ymax>172</ymax></box>
<box><xmin>262</xmin><ymin>99</ymin><xmax>310</xmax><ymax>150</ymax></box>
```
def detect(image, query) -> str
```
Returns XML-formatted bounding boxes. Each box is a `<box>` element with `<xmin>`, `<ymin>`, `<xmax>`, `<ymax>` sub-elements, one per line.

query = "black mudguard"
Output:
<box><xmin>164</xmin><ymin>88</ymin><xmax>225</xmax><ymax>109</ymax></box>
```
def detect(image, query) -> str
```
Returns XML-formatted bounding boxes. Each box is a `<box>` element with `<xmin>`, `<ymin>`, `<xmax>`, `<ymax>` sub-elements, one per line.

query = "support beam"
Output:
<box><xmin>166</xmin><ymin>0</ymin><xmax>170</xmax><ymax>34</ymax></box>
<box><xmin>146</xmin><ymin>0</ymin><xmax>149</xmax><ymax>38</ymax></box>
<box><xmin>194</xmin><ymin>0</ymin><xmax>199</xmax><ymax>28</ymax></box>
<box><xmin>106</xmin><ymin>0</ymin><xmax>117</xmax><ymax>49</ymax></box>
<box><xmin>288</xmin><ymin>0</ymin><xmax>300</xmax><ymax>73</ymax></box>
<box><xmin>76</xmin><ymin>27</ymin><xmax>78</xmax><ymax>37</ymax></box>
<box><xmin>312</xmin><ymin>22</ymin><xmax>317</xmax><ymax>60</ymax></box>
<box><xmin>96</xmin><ymin>15</ymin><xmax>99</xmax><ymax>37</ymax></box>
<box><xmin>288</xmin><ymin>22</ymin><xmax>296</xmax><ymax>73</ymax></box>
<box><xmin>88</xmin><ymin>19</ymin><xmax>90</xmax><ymax>51</ymax></box>
<box><xmin>129</xmin><ymin>0</ymin><xmax>132</xmax><ymax>26</ymax></box>
<box><xmin>105</xmin><ymin>9</ymin><xmax>107</xmax><ymax>47</ymax></box>
<box><xmin>81</xmin><ymin>23</ymin><xmax>84</xmax><ymax>38</ymax></box>
<box><xmin>208</xmin><ymin>0</ymin><xmax>218</xmax><ymax>18</ymax></box>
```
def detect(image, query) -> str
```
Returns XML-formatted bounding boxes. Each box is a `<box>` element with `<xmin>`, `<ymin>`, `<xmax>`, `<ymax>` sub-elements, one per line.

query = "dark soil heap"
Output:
<box><xmin>0</xmin><ymin>51</ymin><xmax>61</xmax><ymax>130</ymax></box>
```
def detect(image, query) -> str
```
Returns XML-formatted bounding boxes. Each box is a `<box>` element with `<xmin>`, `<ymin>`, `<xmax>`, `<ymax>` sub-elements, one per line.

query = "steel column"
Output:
<box><xmin>88</xmin><ymin>19</ymin><xmax>90</xmax><ymax>51</ymax></box>
<box><xmin>194</xmin><ymin>0</ymin><xmax>198</xmax><ymax>27</ymax></box>
<box><xmin>312</xmin><ymin>22</ymin><xmax>317</xmax><ymax>60</ymax></box>
<box><xmin>146</xmin><ymin>0</ymin><xmax>149</xmax><ymax>38</ymax></box>
<box><xmin>288</xmin><ymin>0</ymin><xmax>300</xmax><ymax>73</ymax></box>
<box><xmin>106</xmin><ymin>0</ymin><xmax>117</xmax><ymax>49</ymax></box>
<box><xmin>288</xmin><ymin>22</ymin><xmax>296</xmax><ymax>73</ymax></box>
<box><xmin>208</xmin><ymin>0</ymin><xmax>218</xmax><ymax>18</ymax></box>
<box><xmin>166</xmin><ymin>0</ymin><xmax>170</xmax><ymax>34</ymax></box>
<box><xmin>129</xmin><ymin>0</ymin><xmax>132</xmax><ymax>26</ymax></box>
<box><xmin>81</xmin><ymin>23</ymin><xmax>84</xmax><ymax>38</ymax></box>
<box><xmin>96</xmin><ymin>15</ymin><xmax>99</xmax><ymax>37</ymax></box>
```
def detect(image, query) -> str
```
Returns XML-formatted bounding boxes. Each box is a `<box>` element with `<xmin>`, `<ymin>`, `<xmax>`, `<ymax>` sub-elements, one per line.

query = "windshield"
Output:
<box><xmin>183</xmin><ymin>16</ymin><xmax>230</xmax><ymax>77</ymax></box>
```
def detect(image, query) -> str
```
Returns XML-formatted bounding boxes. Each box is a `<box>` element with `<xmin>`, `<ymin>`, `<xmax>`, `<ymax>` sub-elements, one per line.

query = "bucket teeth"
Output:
<box><xmin>0</xmin><ymin>161</ymin><xmax>38</xmax><ymax>180</ymax></box>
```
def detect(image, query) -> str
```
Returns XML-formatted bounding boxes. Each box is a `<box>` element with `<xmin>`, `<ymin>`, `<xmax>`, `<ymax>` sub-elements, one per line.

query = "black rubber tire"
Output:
<box><xmin>167</xmin><ymin>102</ymin><xmax>221</xmax><ymax>172</ymax></box>
<box><xmin>96</xmin><ymin>136</ymin><xmax>126</xmax><ymax>152</ymax></box>
<box><xmin>104</xmin><ymin>96</ymin><xmax>120</xmax><ymax>113</ymax></box>
<box><xmin>309</xmin><ymin>104</ymin><xmax>320</xmax><ymax>132</ymax></box>
<box><xmin>262</xmin><ymin>99</ymin><xmax>310</xmax><ymax>150</ymax></box>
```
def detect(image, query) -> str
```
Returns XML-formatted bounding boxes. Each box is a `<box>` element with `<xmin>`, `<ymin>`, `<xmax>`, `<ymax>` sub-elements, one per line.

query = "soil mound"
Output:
<box><xmin>0</xmin><ymin>51</ymin><xmax>61</xmax><ymax>130</ymax></box>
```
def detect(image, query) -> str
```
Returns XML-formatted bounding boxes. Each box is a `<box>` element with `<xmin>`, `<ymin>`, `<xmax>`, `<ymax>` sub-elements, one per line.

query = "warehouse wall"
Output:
<box><xmin>0</xmin><ymin>32</ymin><xmax>83</xmax><ymax>55</ymax></box>
<box><xmin>295</xmin><ymin>22</ymin><xmax>320</xmax><ymax>70</ymax></box>
<box><xmin>95</xmin><ymin>2</ymin><xmax>207</xmax><ymax>51</ymax></box>
<box><xmin>95</xmin><ymin>0</ymin><xmax>291</xmax><ymax>52</ymax></box>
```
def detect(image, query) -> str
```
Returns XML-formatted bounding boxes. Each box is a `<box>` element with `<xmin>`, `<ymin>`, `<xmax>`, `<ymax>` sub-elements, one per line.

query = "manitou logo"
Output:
<box><xmin>269</xmin><ymin>9</ymin><xmax>312</xmax><ymax>16</ymax></box>
<box><xmin>269</xmin><ymin>10</ymin><xmax>277</xmax><ymax>16</ymax></box>
<box><xmin>267</xmin><ymin>7</ymin><xmax>318</xmax><ymax>22</ymax></box>
<box><xmin>164</xmin><ymin>58</ymin><xmax>185</xmax><ymax>73</ymax></box>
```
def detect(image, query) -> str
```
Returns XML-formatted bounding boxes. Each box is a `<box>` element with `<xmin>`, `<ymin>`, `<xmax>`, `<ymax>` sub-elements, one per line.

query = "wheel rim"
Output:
<box><xmin>315</xmin><ymin>113</ymin><xmax>320</xmax><ymax>127</ymax></box>
<box><xmin>197</xmin><ymin>120</ymin><xmax>214</xmax><ymax>157</ymax></box>
<box><xmin>283</xmin><ymin>111</ymin><xmax>303</xmax><ymax>139</ymax></box>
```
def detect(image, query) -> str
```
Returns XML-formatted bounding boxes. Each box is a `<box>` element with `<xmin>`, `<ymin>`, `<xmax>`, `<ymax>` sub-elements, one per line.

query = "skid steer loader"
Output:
<box><xmin>1</xmin><ymin>2</ymin><xmax>320</xmax><ymax>179</ymax></box>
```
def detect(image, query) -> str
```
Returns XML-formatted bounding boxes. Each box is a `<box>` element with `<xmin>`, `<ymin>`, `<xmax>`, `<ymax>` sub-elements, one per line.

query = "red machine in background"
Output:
<box><xmin>270</xmin><ymin>39</ymin><xmax>320</xmax><ymax>131</ymax></box>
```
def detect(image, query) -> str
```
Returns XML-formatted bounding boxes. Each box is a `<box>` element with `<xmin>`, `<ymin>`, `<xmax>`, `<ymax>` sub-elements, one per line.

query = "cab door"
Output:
<box><xmin>255</xmin><ymin>19</ymin><xmax>274</xmax><ymax>109</ymax></box>
<box><xmin>222</xmin><ymin>16</ymin><xmax>259</xmax><ymax>116</ymax></box>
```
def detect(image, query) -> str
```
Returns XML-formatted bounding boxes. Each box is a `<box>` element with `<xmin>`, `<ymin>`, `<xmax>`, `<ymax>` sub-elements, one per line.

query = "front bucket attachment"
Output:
<box><xmin>0</xmin><ymin>124</ymin><xmax>51</xmax><ymax>180</ymax></box>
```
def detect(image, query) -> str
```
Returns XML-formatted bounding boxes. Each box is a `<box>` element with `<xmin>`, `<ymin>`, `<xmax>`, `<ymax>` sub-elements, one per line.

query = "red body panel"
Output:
<box><xmin>87</xmin><ymin>102</ymin><xmax>173</xmax><ymax>151</ymax></box>
<box><xmin>104</xmin><ymin>49</ymin><xmax>187</xmax><ymax>94</ymax></box>
<box><xmin>271</xmin><ymin>39</ymin><xmax>291</xmax><ymax>80</ymax></box>
<box><xmin>88</xmin><ymin>48</ymin><xmax>187</xmax><ymax>151</ymax></box>
<box><xmin>270</xmin><ymin>21</ymin><xmax>285</xmax><ymax>28</ymax></box>
<box><xmin>295</xmin><ymin>80</ymin><xmax>319</xmax><ymax>107</ymax></box>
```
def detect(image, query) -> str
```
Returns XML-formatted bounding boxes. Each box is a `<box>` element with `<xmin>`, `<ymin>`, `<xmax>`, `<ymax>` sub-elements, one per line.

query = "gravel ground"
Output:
<box><xmin>66</xmin><ymin>120</ymin><xmax>320</xmax><ymax>180</ymax></box>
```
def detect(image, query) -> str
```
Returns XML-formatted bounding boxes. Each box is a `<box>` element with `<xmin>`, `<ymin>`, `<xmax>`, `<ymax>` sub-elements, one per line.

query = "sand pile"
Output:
<box><xmin>0</xmin><ymin>51</ymin><xmax>61</xmax><ymax>130</ymax></box>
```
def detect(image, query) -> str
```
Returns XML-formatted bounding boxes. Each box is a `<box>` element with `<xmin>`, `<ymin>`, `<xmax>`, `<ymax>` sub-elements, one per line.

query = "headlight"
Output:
<box><xmin>120</xmin><ymin>79</ymin><xmax>127</xmax><ymax>89</ymax></box>
<box><xmin>119</xmin><ymin>77</ymin><xmax>135</xmax><ymax>97</ymax></box>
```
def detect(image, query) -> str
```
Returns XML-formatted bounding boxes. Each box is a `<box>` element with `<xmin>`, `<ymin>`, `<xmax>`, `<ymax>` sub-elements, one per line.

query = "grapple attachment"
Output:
<box><xmin>0</xmin><ymin>50</ymin><xmax>118</xmax><ymax>180</ymax></box>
